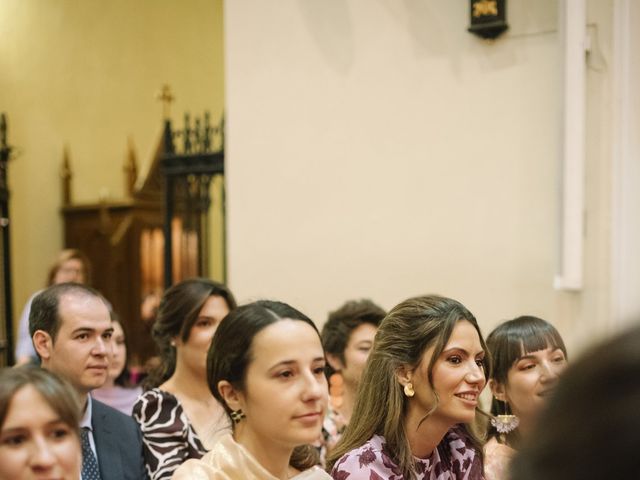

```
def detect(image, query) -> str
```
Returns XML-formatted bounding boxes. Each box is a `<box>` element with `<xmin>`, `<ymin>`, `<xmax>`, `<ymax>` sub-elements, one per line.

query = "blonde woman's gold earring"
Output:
<box><xmin>403</xmin><ymin>383</ymin><xmax>415</xmax><ymax>397</ymax></box>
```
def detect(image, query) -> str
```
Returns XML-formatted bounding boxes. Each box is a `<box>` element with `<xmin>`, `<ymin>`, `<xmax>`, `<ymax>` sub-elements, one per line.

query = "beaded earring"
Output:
<box><xmin>230</xmin><ymin>409</ymin><xmax>246</xmax><ymax>424</ymax></box>
<box><xmin>491</xmin><ymin>414</ymin><xmax>519</xmax><ymax>433</ymax></box>
<box><xmin>490</xmin><ymin>400</ymin><xmax>519</xmax><ymax>436</ymax></box>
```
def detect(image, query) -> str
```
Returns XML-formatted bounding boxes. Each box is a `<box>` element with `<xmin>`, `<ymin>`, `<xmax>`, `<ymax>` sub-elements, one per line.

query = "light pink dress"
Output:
<box><xmin>483</xmin><ymin>437</ymin><xmax>515</xmax><ymax>480</ymax></box>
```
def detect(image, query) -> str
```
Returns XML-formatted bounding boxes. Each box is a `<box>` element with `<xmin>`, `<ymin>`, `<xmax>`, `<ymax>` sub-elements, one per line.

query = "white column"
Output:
<box><xmin>554</xmin><ymin>0</ymin><xmax>587</xmax><ymax>291</ymax></box>
<box><xmin>611</xmin><ymin>0</ymin><xmax>640</xmax><ymax>327</ymax></box>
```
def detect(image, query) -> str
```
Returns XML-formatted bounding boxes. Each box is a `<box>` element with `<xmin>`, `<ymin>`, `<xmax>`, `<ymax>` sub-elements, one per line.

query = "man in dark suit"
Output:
<box><xmin>30</xmin><ymin>283</ymin><xmax>147</xmax><ymax>480</ymax></box>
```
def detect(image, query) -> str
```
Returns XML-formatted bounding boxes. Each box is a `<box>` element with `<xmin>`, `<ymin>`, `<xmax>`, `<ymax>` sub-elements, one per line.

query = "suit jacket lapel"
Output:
<box><xmin>92</xmin><ymin>401</ymin><xmax>124</xmax><ymax>480</ymax></box>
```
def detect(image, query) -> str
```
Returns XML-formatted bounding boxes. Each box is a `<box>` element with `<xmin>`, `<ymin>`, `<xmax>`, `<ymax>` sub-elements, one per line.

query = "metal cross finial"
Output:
<box><xmin>156</xmin><ymin>84</ymin><xmax>175</xmax><ymax>120</ymax></box>
<box><xmin>61</xmin><ymin>144</ymin><xmax>73</xmax><ymax>205</ymax></box>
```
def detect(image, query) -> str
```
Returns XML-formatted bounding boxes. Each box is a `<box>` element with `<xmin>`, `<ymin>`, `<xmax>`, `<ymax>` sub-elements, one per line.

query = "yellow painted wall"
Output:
<box><xmin>0</xmin><ymin>0</ymin><xmax>224</xmax><ymax>336</ymax></box>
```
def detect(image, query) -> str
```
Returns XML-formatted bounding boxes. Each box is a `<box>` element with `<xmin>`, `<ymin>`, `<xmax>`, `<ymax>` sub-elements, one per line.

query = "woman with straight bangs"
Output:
<box><xmin>173</xmin><ymin>300</ymin><xmax>332</xmax><ymax>480</ymax></box>
<box><xmin>510</xmin><ymin>323</ymin><xmax>640</xmax><ymax>480</ymax></box>
<box><xmin>483</xmin><ymin>316</ymin><xmax>567</xmax><ymax>480</ymax></box>
<box><xmin>0</xmin><ymin>365</ymin><xmax>82</xmax><ymax>480</ymax></box>
<box><xmin>328</xmin><ymin>294</ymin><xmax>489</xmax><ymax>480</ymax></box>
<box><xmin>133</xmin><ymin>278</ymin><xmax>237</xmax><ymax>480</ymax></box>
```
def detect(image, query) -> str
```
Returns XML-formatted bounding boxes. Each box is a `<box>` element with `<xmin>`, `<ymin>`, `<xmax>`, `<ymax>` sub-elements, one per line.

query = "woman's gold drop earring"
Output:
<box><xmin>403</xmin><ymin>382</ymin><xmax>415</xmax><ymax>397</ymax></box>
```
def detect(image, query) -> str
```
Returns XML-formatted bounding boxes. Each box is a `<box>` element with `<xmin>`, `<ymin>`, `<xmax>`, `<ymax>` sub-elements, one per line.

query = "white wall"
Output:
<box><xmin>611</xmin><ymin>0</ymin><xmax>640</xmax><ymax>329</ymax></box>
<box><xmin>224</xmin><ymin>0</ymin><xmax>617</xmax><ymax>350</ymax></box>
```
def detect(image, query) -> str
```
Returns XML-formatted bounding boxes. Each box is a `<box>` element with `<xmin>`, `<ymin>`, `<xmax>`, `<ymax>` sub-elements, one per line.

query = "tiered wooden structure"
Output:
<box><xmin>62</xmin><ymin>138</ymin><xmax>165</xmax><ymax>366</ymax></box>
<box><xmin>62</xmin><ymin>106</ymin><xmax>225</xmax><ymax>367</ymax></box>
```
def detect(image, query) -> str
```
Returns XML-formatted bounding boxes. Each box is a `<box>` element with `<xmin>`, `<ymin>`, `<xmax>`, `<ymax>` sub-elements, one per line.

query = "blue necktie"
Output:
<box><xmin>81</xmin><ymin>428</ymin><xmax>102</xmax><ymax>480</ymax></box>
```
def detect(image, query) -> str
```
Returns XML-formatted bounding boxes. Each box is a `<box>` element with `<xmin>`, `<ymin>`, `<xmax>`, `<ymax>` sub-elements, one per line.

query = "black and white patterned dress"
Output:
<box><xmin>133</xmin><ymin>388</ymin><xmax>207</xmax><ymax>480</ymax></box>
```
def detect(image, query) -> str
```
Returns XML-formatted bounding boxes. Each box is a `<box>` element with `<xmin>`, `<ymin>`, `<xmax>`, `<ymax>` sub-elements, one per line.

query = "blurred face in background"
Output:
<box><xmin>175</xmin><ymin>295</ymin><xmax>230</xmax><ymax>378</ymax></box>
<box><xmin>52</xmin><ymin>259</ymin><xmax>85</xmax><ymax>285</ymax></box>
<box><xmin>0</xmin><ymin>385</ymin><xmax>81</xmax><ymax>480</ymax></box>
<box><xmin>107</xmin><ymin>321</ymin><xmax>127</xmax><ymax>382</ymax></box>
<box><xmin>336</xmin><ymin>323</ymin><xmax>377</xmax><ymax>389</ymax></box>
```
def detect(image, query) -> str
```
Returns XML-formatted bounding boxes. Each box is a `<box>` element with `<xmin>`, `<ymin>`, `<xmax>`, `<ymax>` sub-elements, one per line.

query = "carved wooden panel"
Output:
<box><xmin>62</xmin><ymin>201</ymin><xmax>162</xmax><ymax>366</ymax></box>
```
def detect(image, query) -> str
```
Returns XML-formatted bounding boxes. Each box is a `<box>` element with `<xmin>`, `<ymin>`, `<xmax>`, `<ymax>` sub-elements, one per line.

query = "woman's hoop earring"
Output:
<box><xmin>403</xmin><ymin>382</ymin><xmax>415</xmax><ymax>397</ymax></box>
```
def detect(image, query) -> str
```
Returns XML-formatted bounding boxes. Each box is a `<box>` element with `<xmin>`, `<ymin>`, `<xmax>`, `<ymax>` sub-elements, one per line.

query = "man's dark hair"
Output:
<box><xmin>29</xmin><ymin>282</ymin><xmax>109</xmax><ymax>344</ymax></box>
<box><xmin>321</xmin><ymin>299</ymin><xmax>386</xmax><ymax>375</ymax></box>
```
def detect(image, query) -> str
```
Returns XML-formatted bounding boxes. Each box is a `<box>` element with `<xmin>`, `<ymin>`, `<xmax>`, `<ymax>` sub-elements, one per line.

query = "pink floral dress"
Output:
<box><xmin>317</xmin><ymin>406</ymin><xmax>348</xmax><ymax>466</ymax></box>
<box><xmin>330</xmin><ymin>426</ymin><xmax>484</xmax><ymax>480</ymax></box>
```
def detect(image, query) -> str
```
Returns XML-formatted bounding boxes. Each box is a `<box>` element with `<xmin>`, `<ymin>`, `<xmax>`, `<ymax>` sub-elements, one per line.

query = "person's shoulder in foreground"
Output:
<box><xmin>173</xmin><ymin>433</ymin><xmax>331</xmax><ymax>480</ymax></box>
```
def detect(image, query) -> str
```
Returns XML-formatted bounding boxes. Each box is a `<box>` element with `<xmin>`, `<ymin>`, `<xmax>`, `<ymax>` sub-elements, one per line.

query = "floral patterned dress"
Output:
<box><xmin>317</xmin><ymin>406</ymin><xmax>348</xmax><ymax>467</ymax></box>
<box><xmin>330</xmin><ymin>426</ymin><xmax>484</xmax><ymax>480</ymax></box>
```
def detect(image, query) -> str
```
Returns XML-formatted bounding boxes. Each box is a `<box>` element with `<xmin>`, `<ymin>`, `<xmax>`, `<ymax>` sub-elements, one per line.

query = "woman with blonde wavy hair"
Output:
<box><xmin>328</xmin><ymin>295</ymin><xmax>489</xmax><ymax>480</ymax></box>
<box><xmin>15</xmin><ymin>248</ymin><xmax>91</xmax><ymax>365</ymax></box>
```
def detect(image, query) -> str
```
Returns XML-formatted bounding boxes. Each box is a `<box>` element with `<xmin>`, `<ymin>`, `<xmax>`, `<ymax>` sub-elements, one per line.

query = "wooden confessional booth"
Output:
<box><xmin>61</xmin><ymin>113</ymin><xmax>226</xmax><ymax>368</ymax></box>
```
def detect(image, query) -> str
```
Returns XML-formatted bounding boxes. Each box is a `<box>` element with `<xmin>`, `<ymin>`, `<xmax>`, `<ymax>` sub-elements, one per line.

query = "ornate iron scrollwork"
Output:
<box><xmin>161</xmin><ymin>112</ymin><xmax>225</xmax><ymax>287</ymax></box>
